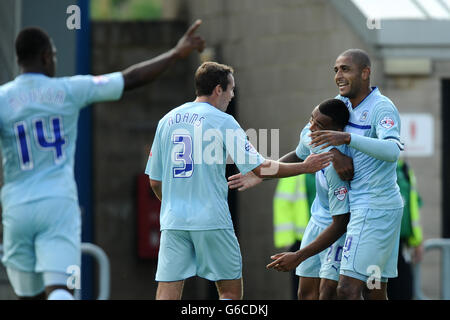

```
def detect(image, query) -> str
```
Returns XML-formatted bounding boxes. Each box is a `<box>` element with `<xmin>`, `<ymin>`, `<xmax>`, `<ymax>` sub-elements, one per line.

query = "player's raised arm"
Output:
<box><xmin>122</xmin><ymin>19</ymin><xmax>205</xmax><ymax>91</ymax></box>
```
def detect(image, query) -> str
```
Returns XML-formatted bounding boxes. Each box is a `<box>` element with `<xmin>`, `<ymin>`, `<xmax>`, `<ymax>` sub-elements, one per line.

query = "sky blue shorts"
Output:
<box><xmin>2</xmin><ymin>197</ymin><xmax>81</xmax><ymax>273</ymax></box>
<box><xmin>340</xmin><ymin>207</ymin><xmax>403</xmax><ymax>283</ymax></box>
<box><xmin>2</xmin><ymin>198</ymin><xmax>81</xmax><ymax>295</ymax></box>
<box><xmin>156</xmin><ymin>229</ymin><xmax>242</xmax><ymax>282</ymax></box>
<box><xmin>296</xmin><ymin>219</ymin><xmax>346</xmax><ymax>282</ymax></box>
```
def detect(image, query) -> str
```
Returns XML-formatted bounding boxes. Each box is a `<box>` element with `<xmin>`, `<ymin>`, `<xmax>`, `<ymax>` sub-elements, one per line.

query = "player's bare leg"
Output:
<box><xmin>336</xmin><ymin>275</ymin><xmax>365</xmax><ymax>300</ymax></box>
<box><xmin>298</xmin><ymin>277</ymin><xmax>320</xmax><ymax>300</ymax></box>
<box><xmin>363</xmin><ymin>282</ymin><xmax>388</xmax><ymax>300</ymax></box>
<box><xmin>156</xmin><ymin>280</ymin><xmax>185</xmax><ymax>300</ymax></box>
<box><xmin>319</xmin><ymin>279</ymin><xmax>338</xmax><ymax>300</ymax></box>
<box><xmin>215</xmin><ymin>278</ymin><xmax>242</xmax><ymax>300</ymax></box>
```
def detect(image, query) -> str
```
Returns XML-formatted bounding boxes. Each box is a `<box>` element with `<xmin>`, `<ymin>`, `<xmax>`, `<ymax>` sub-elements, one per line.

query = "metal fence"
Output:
<box><xmin>414</xmin><ymin>238</ymin><xmax>450</xmax><ymax>300</ymax></box>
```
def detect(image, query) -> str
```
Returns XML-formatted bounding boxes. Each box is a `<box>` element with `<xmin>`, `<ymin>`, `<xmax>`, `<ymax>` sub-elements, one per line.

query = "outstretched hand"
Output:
<box><xmin>228</xmin><ymin>171</ymin><xmax>263</xmax><ymax>191</ymax></box>
<box><xmin>174</xmin><ymin>19</ymin><xmax>206</xmax><ymax>58</ymax></box>
<box><xmin>309</xmin><ymin>130</ymin><xmax>351</xmax><ymax>150</ymax></box>
<box><xmin>266</xmin><ymin>252</ymin><xmax>303</xmax><ymax>272</ymax></box>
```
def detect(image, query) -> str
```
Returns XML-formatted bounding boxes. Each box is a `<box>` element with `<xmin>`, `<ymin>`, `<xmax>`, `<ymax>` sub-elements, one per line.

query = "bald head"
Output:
<box><xmin>338</xmin><ymin>49</ymin><xmax>371</xmax><ymax>72</ymax></box>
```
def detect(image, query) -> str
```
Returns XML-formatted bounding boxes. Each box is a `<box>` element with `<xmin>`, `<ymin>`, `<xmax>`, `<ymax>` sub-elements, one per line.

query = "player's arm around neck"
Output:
<box><xmin>347</xmin><ymin>133</ymin><xmax>401</xmax><ymax>162</ymax></box>
<box><xmin>251</xmin><ymin>152</ymin><xmax>333</xmax><ymax>179</ymax></box>
<box><xmin>121</xmin><ymin>20</ymin><xmax>205</xmax><ymax>91</ymax></box>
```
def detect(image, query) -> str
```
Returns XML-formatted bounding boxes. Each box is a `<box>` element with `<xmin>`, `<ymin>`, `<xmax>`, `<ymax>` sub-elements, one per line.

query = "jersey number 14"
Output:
<box><xmin>14</xmin><ymin>117</ymin><xmax>66</xmax><ymax>170</ymax></box>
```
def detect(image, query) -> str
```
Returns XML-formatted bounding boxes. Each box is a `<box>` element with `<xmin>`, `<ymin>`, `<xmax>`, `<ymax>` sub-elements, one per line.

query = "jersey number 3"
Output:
<box><xmin>14</xmin><ymin>117</ymin><xmax>66</xmax><ymax>170</ymax></box>
<box><xmin>172</xmin><ymin>134</ymin><xmax>193</xmax><ymax>178</ymax></box>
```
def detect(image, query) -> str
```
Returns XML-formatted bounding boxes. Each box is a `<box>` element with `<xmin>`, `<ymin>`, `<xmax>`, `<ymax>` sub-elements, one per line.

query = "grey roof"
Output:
<box><xmin>352</xmin><ymin>0</ymin><xmax>450</xmax><ymax>20</ymax></box>
<box><xmin>330</xmin><ymin>0</ymin><xmax>450</xmax><ymax>59</ymax></box>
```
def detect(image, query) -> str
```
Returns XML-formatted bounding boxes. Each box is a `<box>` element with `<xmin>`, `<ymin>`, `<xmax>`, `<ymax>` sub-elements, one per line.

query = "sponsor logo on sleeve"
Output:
<box><xmin>334</xmin><ymin>186</ymin><xmax>348</xmax><ymax>201</ymax></box>
<box><xmin>93</xmin><ymin>75</ymin><xmax>109</xmax><ymax>85</ymax></box>
<box><xmin>379</xmin><ymin>116</ymin><xmax>395</xmax><ymax>129</ymax></box>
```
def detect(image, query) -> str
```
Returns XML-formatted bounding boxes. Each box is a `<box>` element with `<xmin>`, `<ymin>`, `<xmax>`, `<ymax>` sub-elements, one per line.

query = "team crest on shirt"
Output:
<box><xmin>93</xmin><ymin>75</ymin><xmax>109</xmax><ymax>85</ymax></box>
<box><xmin>334</xmin><ymin>186</ymin><xmax>348</xmax><ymax>201</ymax></box>
<box><xmin>359</xmin><ymin>110</ymin><xmax>369</xmax><ymax>122</ymax></box>
<box><xmin>379</xmin><ymin>116</ymin><xmax>395</xmax><ymax>129</ymax></box>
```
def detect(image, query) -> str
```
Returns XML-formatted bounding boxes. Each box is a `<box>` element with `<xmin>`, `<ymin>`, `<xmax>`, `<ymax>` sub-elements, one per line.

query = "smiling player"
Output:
<box><xmin>310</xmin><ymin>49</ymin><xmax>404</xmax><ymax>300</ymax></box>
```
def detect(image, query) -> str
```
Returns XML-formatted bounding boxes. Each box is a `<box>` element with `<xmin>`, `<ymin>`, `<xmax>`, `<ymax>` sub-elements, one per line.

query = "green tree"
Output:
<box><xmin>91</xmin><ymin>0</ymin><xmax>162</xmax><ymax>21</ymax></box>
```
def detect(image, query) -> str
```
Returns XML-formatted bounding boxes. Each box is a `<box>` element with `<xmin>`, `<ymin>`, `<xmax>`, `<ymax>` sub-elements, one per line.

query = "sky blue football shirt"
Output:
<box><xmin>0</xmin><ymin>72</ymin><xmax>124</xmax><ymax>210</ymax></box>
<box><xmin>146</xmin><ymin>101</ymin><xmax>265</xmax><ymax>231</ymax></box>
<box><xmin>296</xmin><ymin>124</ymin><xmax>350</xmax><ymax>229</ymax></box>
<box><xmin>336</xmin><ymin>87</ymin><xmax>403</xmax><ymax>210</ymax></box>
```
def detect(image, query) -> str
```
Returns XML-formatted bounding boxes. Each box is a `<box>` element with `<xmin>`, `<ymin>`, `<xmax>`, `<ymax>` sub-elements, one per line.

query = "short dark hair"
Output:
<box><xmin>195</xmin><ymin>62</ymin><xmax>234</xmax><ymax>96</ymax></box>
<box><xmin>339</xmin><ymin>48</ymin><xmax>371</xmax><ymax>71</ymax></box>
<box><xmin>318</xmin><ymin>99</ymin><xmax>349</xmax><ymax>130</ymax></box>
<box><xmin>15</xmin><ymin>27</ymin><xmax>52</xmax><ymax>65</ymax></box>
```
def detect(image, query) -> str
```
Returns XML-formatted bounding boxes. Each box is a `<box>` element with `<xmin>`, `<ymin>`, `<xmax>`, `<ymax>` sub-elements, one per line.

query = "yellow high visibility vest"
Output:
<box><xmin>404</xmin><ymin>162</ymin><xmax>423</xmax><ymax>247</ymax></box>
<box><xmin>397</xmin><ymin>159</ymin><xmax>423</xmax><ymax>247</ymax></box>
<box><xmin>408</xmin><ymin>168</ymin><xmax>423</xmax><ymax>247</ymax></box>
<box><xmin>273</xmin><ymin>175</ymin><xmax>310</xmax><ymax>248</ymax></box>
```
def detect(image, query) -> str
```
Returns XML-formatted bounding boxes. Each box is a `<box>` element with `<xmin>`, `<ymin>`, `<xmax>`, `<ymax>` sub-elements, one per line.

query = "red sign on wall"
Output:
<box><xmin>136</xmin><ymin>173</ymin><xmax>161</xmax><ymax>259</ymax></box>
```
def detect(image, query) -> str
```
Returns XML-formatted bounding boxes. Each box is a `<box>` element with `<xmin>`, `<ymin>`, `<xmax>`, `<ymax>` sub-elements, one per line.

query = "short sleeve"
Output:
<box><xmin>326</xmin><ymin>166</ymin><xmax>350</xmax><ymax>216</ymax></box>
<box><xmin>223</xmin><ymin>116</ymin><xmax>265</xmax><ymax>175</ymax></box>
<box><xmin>145</xmin><ymin>122</ymin><xmax>163</xmax><ymax>181</ymax></box>
<box><xmin>67</xmin><ymin>72</ymin><xmax>124</xmax><ymax>108</ymax></box>
<box><xmin>295</xmin><ymin>124</ymin><xmax>311</xmax><ymax>160</ymax></box>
